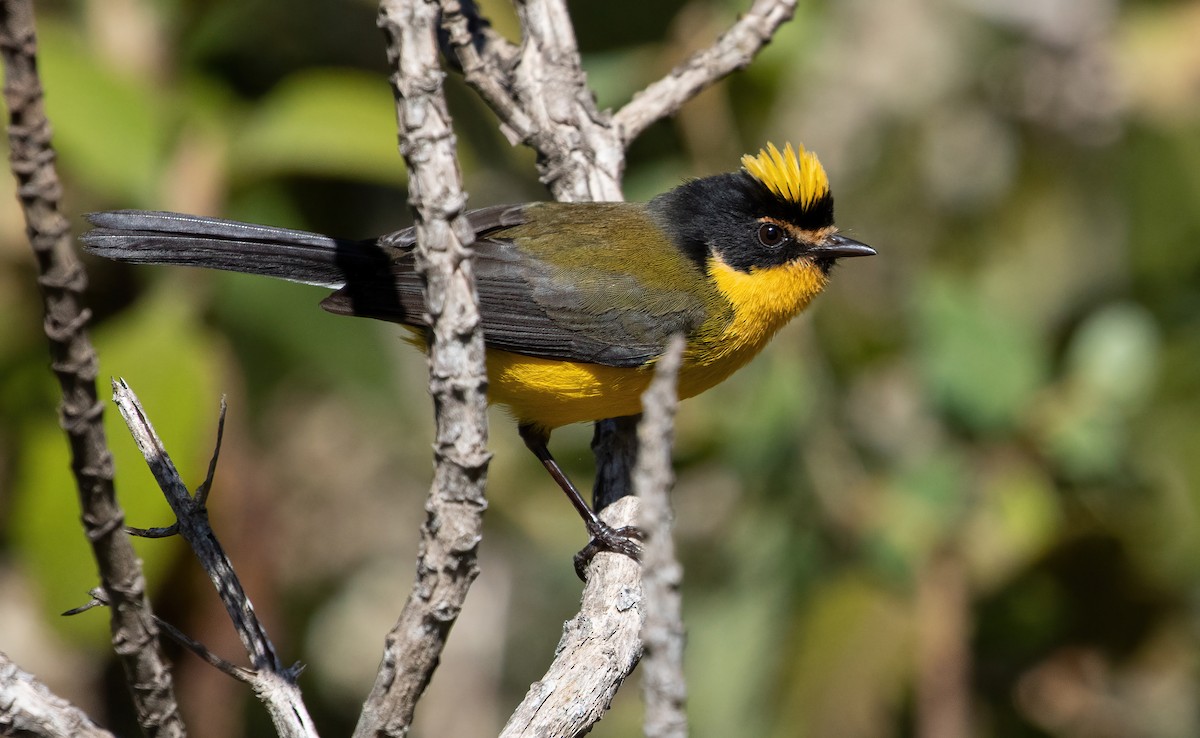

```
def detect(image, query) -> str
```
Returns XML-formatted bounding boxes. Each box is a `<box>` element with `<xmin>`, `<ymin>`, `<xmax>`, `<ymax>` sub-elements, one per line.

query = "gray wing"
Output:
<box><xmin>322</xmin><ymin>206</ymin><xmax>710</xmax><ymax>367</ymax></box>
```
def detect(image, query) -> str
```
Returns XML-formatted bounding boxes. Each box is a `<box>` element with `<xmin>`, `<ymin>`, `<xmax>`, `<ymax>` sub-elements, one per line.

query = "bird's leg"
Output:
<box><xmin>518</xmin><ymin>423</ymin><xmax>643</xmax><ymax>578</ymax></box>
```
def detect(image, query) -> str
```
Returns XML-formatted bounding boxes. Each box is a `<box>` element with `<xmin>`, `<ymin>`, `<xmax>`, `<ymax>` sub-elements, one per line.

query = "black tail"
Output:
<box><xmin>81</xmin><ymin>210</ymin><xmax>393</xmax><ymax>289</ymax></box>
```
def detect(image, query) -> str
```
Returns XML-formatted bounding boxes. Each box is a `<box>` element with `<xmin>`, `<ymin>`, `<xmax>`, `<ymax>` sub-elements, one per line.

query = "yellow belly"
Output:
<box><xmin>485</xmin><ymin>351</ymin><xmax>652</xmax><ymax>429</ymax></box>
<box><xmin>442</xmin><ymin>252</ymin><xmax>832</xmax><ymax>431</ymax></box>
<box><xmin>484</xmin><ymin>256</ymin><xmax>829</xmax><ymax>431</ymax></box>
<box><xmin>485</xmin><ymin>341</ymin><xmax>769</xmax><ymax>431</ymax></box>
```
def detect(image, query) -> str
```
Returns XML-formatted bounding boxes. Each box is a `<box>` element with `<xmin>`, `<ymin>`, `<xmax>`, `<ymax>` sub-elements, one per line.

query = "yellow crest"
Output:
<box><xmin>740</xmin><ymin>142</ymin><xmax>829</xmax><ymax>209</ymax></box>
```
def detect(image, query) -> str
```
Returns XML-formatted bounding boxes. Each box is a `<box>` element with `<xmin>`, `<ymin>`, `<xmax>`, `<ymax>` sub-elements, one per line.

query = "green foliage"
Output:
<box><xmin>232</xmin><ymin>70</ymin><xmax>408</xmax><ymax>185</ymax></box>
<box><xmin>10</xmin><ymin>288</ymin><xmax>221</xmax><ymax>645</ymax></box>
<box><xmin>37</xmin><ymin>20</ymin><xmax>171</xmax><ymax>203</ymax></box>
<box><xmin>915</xmin><ymin>273</ymin><xmax>1047</xmax><ymax>433</ymax></box>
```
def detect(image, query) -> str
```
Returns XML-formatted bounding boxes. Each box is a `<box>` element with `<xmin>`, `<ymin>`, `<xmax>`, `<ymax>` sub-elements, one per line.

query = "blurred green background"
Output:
<box><xmin>2</xmin><ymin>0</ymin><xmax>1199</xmax><ymax>735</ymax></box>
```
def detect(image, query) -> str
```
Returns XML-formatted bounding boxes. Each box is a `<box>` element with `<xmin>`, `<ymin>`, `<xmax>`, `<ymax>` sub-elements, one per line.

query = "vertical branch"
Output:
<box><xmin>510</xmin><ymin>0</ymin><xmax>623</xmax><ymax>201</ymax></box>
<box><xmin>0</xmin><ymin>2</ymin><xmax>184</xmax><ymax>735</ymax></box>
<box><xmin>509</xmin><ymin>0</ymin><xmax>635</xmax><ymax>522</ymax></box>
<box><xmin>356</xmin><ymin>0</ymin><xmax>489</xmax><ymax>735</ymax></box>
<box><xmin>637</xmin><ymin>336</ymin><xmax>687</xmax><ymax>738</ymax></box>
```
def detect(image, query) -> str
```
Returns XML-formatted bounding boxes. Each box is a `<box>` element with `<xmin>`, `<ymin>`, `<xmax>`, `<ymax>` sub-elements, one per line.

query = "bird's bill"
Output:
<box><xmin>809</xmin><ymin>233</ymin><xmax>876</xmax><ymax>259</ymax></box>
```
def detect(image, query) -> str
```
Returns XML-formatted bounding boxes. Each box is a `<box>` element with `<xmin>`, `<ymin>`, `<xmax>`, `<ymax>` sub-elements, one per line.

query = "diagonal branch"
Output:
<box><xmin>354</xmin><ymin>0</ymin><xmax>489</xmax><ymax>736</ymax></box>
<box><xmin>613</xmin><ymin>0</ymin><xmax>797</xmax><ymax>145</ymax></box>
<box><xmin>111</xmin><ymin>381</ymin><xmax>318</xmax><ymax>738</ymax></box>
<box><xmin>112</xmin><ymin>384</ymin><xmax>281</xmax><ymax>675</ymax></box>
<box><xmin>0</xmin><ymin>651</ymin><xmax>115</xmax><ymax>738</ymax></box>
<box><xmin>0</xmin><ymin>2</ymin><xmax>184</xmax><ymax>735</ymax></box>
<box><xmin>499</xmin><ymin>497</ymin><xmax>644</xmax><ymax>738</ymax></box>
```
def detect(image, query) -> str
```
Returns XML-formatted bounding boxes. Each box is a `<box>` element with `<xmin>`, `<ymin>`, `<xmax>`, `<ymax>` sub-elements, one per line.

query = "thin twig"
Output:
<box><xmin>354</xmin><ymin>0</ymin><xmax>489</xmax><ymax>735</ymax></box>
<box><xmin>152</xmin><ymin>617</ymin><xmax>258</xmax><ymax>685</ymax></box>
<box><xmin>637</xmin><ymin>336</ymin><xmax>687</xmax><ymax>738</ymax></box>
<box><xmin>194</xmin><ymin>396</ymin><xmax>227</xmax><ymax>507</ymax></box>
<box><xmin>111</xmin><ymin>380</ymin><xmax>318</xmax><ymax>738</ymax></box>
<box><xmin>614</xmin><ymin>0</ymin><xmax>797</xmax><ymax>145</ymax></box>
<box><xmin>126</xmin><ymin>523</ymin><xmax>180</xmax><ymax>539</ymax></box>
<box><xmin>62</xmin><ymin>589</ymin><xmax>107</xmax><ymax>617</ymax></box>
<box><xmin>0</xmin><ymin>2</ymin><xmax>184</xmax><ymax>734</ymax></box>
<box><xmin>0</xmin><ymin>651</ymin><xmax>115</xmax><ymax>738</ymax></box>
<box><xmin>124</xmin><ymin>399</ymin><xmax>221</xmax><ymax>537</ymax></box>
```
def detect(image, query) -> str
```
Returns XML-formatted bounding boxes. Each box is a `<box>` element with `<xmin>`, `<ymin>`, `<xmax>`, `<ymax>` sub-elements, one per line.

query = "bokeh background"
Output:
<box><xmin>2</xmin><ymin>0</ymin><xmax>1199</xmax><ymax>735</ymax></box>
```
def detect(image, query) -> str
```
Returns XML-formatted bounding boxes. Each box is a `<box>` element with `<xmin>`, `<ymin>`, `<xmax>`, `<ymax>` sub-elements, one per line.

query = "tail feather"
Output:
<box><xmin>81</xmin><ymin>210</ymin><xmax>390</xmax><ymax>289</ymax></box>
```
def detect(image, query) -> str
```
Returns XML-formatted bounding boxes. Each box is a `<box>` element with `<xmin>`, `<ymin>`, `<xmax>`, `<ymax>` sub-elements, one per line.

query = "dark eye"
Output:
<box><xmin>757</xmin><ymin>222</ymin><xmax>786</xmax><ymax>247</ymax></box>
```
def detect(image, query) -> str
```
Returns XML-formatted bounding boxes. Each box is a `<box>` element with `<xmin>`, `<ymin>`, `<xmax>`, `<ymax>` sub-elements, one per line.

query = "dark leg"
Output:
<box><xmin>518</xmin><ymin>423</ymin><xmax>643</xmax><ymax>578</ymax></box>
<box><xmin>591</xmin><ymin>415</ymin><xmax>641</xmax><ymax>511</ymax></box>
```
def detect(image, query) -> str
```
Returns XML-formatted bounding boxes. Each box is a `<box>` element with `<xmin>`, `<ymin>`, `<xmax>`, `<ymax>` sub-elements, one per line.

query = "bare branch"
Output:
<box><xmin>354</xmin><ymin>0</ymin><xmax>489</xmax><ymax>736</ymax></box>
<box><xmin>637</xmin><ymin>336</ymin><xmax>687</xmax><ymax>738</ymax></box>
<box><xmin>152</xmin><ymin>618</ymin><xmax>258</xmax><ymax>686</ymax></box>
<box><xmin>511</xmin><ymin>0</ymin><xmax>624</xmax><ymax>201</ymax></box>
<box><xmin>0</xmin><ymin>2</ymin><xmax>184</xmax><ymax>734</ymax></box>
<box><xmin>613</xmin><ymin>0</ymin><xmax>797</xmax><ymax>145</ymax></box>
<box><xmin>438</xmin><ymin>0</ymin><xmax>532</xmax><ymax>145</ymax></box>
<box><xmin>125</xmin><ymin>523</ymin><xmax>180</xmax><ymax>539</ymax></box>
<box><xmin>500</xmin><ymin>496</ymin><xmax>644</xmax><ymax>738</ymax></box>
<box><xmin>0</xmin><ymin>651</ymin><xmax>114</xmax><ymax>738</ymax></box>
<box><xmin>111</xmin><ymin>380</ymin><xmax>318</xmax><ymax>738</ymax></box>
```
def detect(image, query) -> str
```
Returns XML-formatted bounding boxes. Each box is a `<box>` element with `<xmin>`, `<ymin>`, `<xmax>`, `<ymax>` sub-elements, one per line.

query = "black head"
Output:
<box><xmin>648</xmin><ymin>143</ymin><xmax>873</xmax><ymax>275</ymax></box>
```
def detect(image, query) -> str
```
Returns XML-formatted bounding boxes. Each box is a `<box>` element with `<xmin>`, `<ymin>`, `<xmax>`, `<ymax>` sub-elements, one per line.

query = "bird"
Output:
<box><xmin>82</xmin><ymin>142</ymin><xmax>874</xmax><ymax>573</ymax></box>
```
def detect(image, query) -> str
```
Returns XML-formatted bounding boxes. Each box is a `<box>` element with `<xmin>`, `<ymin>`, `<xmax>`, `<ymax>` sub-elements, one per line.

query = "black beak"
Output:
<box><xmin>808</xmin><ymin>233</ymin><xmax>876</xmax><ymax>259</ymax></box>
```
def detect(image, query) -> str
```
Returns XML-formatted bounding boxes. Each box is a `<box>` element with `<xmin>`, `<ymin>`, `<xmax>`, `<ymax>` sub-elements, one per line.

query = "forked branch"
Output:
<box><xmin>111</xmin><ymin>381</ymin><xmax>317</xmax><ymax>738</ymax></box>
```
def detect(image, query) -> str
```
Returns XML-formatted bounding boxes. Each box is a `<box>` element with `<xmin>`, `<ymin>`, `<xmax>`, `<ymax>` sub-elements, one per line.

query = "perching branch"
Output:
<box><xmin>111</xmin><ymin>381</ymin><xmax>318</xmax><ymax>738</ymax></box>
<box><xmin>499</xmin><ymin>496</ymin><xmax>645</xmax><ymax>738</ymax></box>
<box><xmin>0</xmin><ymin>2</ymin><xmax>184</xmax><ymax>735</ymax></box>
<box><xmin>354</xmin><ymin>0</ymin><xmax>489</xmax><ymax>736</ymax></box>
<box><xmin>0</xmin><ymin>651</ymin><xmax>115</xmax><ymax>738</ymax></box>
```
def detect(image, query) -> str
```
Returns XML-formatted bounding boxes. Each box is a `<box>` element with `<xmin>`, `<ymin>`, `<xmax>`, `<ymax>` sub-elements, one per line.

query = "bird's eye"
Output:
<box><xmin>757</xmin><ymin>222</ymin><xmax>786</xmax><ymax>248</ymax></box>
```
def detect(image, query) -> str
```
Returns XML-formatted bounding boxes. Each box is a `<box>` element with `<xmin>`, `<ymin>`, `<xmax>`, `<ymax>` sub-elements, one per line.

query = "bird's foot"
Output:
<box><xmin>573</xmin><ymin>522</ymin><xmax>644</xmax><ymax>580</ymax></box>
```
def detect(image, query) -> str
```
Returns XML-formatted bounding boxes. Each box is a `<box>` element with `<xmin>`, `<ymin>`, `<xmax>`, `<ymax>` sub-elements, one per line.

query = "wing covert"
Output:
<box><xmin>320</xmin><ymin>202</ymin><xmax>715</xmax><ymax>367</ymax></box>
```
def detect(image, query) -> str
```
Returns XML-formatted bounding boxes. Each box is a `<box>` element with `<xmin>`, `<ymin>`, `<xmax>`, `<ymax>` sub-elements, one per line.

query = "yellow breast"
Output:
<box><xmin>486</xmin><ymin>256</ymin><xmax>829</xmax><ymax>432</ymax></box>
